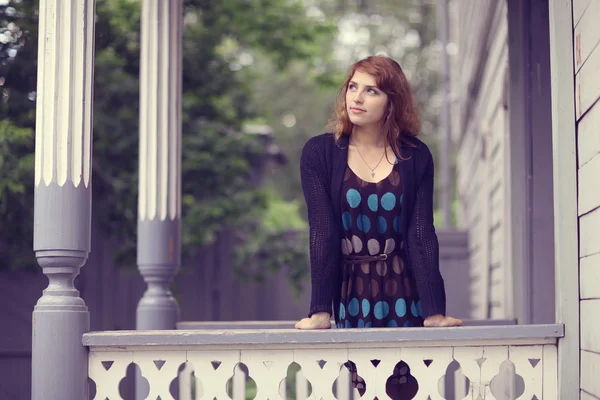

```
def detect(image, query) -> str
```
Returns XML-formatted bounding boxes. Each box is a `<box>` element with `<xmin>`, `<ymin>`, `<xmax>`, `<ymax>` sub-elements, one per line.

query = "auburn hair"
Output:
<box><xmin>327</xmin><ymin>55</ymin><xmax>421</xmax><ymax>158</ymax></box>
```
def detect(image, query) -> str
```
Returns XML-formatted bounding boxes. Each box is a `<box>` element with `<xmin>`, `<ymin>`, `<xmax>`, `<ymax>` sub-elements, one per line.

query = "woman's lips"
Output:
<box><xmin>350</xmin><ymin>107</ymin><xmax>366</xmax><ymax>113</ymax></box>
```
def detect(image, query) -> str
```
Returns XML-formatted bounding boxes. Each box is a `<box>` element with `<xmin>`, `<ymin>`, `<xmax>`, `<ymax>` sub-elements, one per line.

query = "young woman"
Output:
<box><xmin>295</xmin><ymin>55</ymin><xmax>462</xmax><ymax>398</ymax></box>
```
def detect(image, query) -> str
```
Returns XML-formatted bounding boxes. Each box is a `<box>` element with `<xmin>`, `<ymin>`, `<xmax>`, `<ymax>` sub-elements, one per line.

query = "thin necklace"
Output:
<box><xmin>353</xmin><ymin>143</ymin><xmax>386</xmax><ymax>178</ymax></box>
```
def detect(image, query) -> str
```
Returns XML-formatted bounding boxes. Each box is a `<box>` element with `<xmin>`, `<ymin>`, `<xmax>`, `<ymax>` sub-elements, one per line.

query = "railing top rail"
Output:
<box><xmin>176</xmin><ymin>319</ymin><xmax>518</xmax><ymax>330</ymax></box>
<box><xmin>83</xmin><ymin>323</ymin><xmax>563</xmax><ymax>349</ymax></box>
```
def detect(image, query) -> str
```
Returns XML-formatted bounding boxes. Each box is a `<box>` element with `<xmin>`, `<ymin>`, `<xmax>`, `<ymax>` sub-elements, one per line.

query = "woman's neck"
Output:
<box><xmin>350</xmin><ymin>125</ymin><xmax>386</xmax><ymax>148</ymax></box>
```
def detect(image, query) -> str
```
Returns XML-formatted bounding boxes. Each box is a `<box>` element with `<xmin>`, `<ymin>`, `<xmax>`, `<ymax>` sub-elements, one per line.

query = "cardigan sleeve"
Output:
<box><xmin>300</xmin><ymin>138</ymin><xmax>338</xmax><ymax>318</ymax></box>
<box><xmin>406</xmin><ymin>148</ymin><xmax>447</xmax><ymax>318</ymax></box>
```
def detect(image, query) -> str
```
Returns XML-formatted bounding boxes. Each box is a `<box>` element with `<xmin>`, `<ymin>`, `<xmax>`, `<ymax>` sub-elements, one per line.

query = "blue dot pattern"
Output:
<box><xmin>374</xmin><ymin>301</ymin><xmax>390</xmax><ymax>319</ymax></box>
<box><xmin>362</xmin><ymin>299</ymin><xmax>371</xmax><ymax>317</ymax></box>
<box><xmin>411</xmin><ymin>300</ymin><xmax>422</xmax><ymax>317</ymax></box>
<box><xmin>380</xmin><ymin>192</ymin><xmax>396</xmax><ymax>211</ymax></box>
<box><xmin>348</xmin><ymin>298</ymin><xmax>359</xmax><ymax>316</ymax></box>
<box><xmin>342</xmin><ymin>212</ymin><xmax>352</xmax><ymax>231</ymax></box>
<box><xmin>393</xmin><ymin>216</ymin><xmax>402</xmax><ymax>233</ymax></box>
<box><xmin>367</xmin><ymin>194</ymin><xmax>378</xmax><ymax>212</ymax></box>
<box><xmin>395</xmin><ymin>298</ymin><xmax>407</xmax><ymax>317</ymax></box>
<box><xmin>377</xmin><ymin>216</ymin><xmax>387</xmax><ymax>233</ymax></box>
<box><xmin>346</xmin><ymin>189</ymin><xmax>361</xmax><ymax>208</ymax></box>
<box><xmin>357</xmin><ymin>214</ymin><xmax>371</xmax><ymax>233</ymax></box>
<box><xmin>337</xmin><ymin>164</ymin><xmax>423</xmax><ymax>330</ymax></box>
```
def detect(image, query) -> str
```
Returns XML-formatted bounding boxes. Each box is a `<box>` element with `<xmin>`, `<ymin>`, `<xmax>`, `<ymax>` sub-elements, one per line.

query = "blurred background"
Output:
<box><xmin>0</xmin><ymin>0</ymin><xmax>456</xmax><ymax>396</ymax></box>
<box><xmin>0</xmin><ymin>0</ymin><xmax>451</xmax><ymax>326</ymax></box>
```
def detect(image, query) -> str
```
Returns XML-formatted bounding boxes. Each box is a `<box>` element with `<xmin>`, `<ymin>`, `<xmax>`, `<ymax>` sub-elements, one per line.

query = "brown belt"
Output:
<box><xmin>342</xmin><ymin>253</ymin><xmax>394</xmax><ymax>264</ymax></box>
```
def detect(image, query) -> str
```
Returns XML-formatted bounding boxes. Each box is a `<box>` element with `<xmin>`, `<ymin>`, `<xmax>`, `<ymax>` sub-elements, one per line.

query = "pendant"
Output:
<box><xmin>371</xmin><ymin>171</ymin><xmax>375</xmax><ymax>178</ymax></box>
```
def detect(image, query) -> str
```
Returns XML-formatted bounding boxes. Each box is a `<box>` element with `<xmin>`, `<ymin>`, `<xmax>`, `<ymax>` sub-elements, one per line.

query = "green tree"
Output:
<box><xmin>0</xmin><ymin>0</ymin><xmax>333</xmax><ymax>283</ymax></box>
<box><xmin>249</xmin><ymin>0</ymin><xmax>444</xmax><ymax>211</ymax></box>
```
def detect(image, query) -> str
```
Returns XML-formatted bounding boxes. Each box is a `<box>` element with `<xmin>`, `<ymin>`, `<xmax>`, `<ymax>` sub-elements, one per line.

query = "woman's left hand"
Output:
<box><xmin>423</xmin><ymin>314</ymin><xmax>463</xmax><ymax>327</ymax></box>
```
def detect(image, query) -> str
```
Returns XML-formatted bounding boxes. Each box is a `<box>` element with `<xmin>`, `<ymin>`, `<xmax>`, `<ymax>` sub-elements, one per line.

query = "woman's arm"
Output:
<box><xmin>407</xmin><ymin>148</ymin><xmax>455</xmax><ymax>323</ymax></box>
<box><xmin>296</xmin><ymin>138</ymin><xmax>338</xmax><ymax>329</ymax></box>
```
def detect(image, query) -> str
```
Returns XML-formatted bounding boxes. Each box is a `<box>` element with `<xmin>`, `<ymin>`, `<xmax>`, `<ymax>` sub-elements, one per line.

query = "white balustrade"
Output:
<box><xmin>85</xmin><ymin>324</ymin><xmax>561</xmax><ymax>400</ymax></box>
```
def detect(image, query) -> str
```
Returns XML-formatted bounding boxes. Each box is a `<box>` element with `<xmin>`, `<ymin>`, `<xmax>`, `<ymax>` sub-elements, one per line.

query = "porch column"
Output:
<box><xmin>136</xmin><ymin>0</ymin><xmax>183</xmax><ymax>331</ymax></box>
<box><xmin>31</xmin><ymin>1</ymin><xmax>96</xmax><ymax>399</ymax></box>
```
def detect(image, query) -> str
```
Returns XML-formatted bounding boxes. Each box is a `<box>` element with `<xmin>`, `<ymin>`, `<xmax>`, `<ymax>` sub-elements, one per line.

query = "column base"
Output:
<box><xmin>31</xmin><ymin>309</ymin><xmax>90</xmax><ymax>400</ymax></box>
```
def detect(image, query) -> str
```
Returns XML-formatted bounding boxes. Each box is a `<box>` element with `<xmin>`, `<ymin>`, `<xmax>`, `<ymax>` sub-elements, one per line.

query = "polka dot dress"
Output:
<box><xmin>338</xmin><ymin>162</ymin><xmax>422</xmax><ymax>399</ymax></box>
<box><xmin>337</xmin><ymin>163</ymin><xmax>424</xmax><ymax>329</ymax></box>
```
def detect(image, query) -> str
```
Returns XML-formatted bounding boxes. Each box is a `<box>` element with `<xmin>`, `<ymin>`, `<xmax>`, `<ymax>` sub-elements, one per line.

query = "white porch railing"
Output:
<box><xmin>84</xmin><ymin>324</ymin><xmax>562</xmax><ymax>400</ymax></box>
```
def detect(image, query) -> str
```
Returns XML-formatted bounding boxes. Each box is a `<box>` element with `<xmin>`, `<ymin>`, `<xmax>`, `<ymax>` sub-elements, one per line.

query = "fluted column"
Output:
<box><xmin>136</xmin><ymin>0</ymin><xmax>183</xmax><ymax>332</ymax></box>
<box><xmin>31</xmin><ymin>1</ymin><xmax>96</xmax><ymax>399</ymax></box>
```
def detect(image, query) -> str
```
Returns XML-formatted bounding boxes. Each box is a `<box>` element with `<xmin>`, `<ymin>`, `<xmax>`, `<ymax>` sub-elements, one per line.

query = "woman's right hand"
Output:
<box><xmin>295</xmin><ymin>312</ymin><xmax>332</xmax><ymax>330</ymax></box>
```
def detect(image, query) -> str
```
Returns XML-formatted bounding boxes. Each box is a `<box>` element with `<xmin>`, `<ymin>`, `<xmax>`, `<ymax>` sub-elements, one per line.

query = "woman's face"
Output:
<box><xmin>345</xmin><ymin>70</ymin><xmax>389</xmax><ymax>128</ymax></box>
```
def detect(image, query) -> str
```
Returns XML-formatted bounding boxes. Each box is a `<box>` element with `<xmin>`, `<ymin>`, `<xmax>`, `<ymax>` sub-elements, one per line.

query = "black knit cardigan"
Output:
<box><xmin>300</xmin><ymin>133</ymin><xmax>446</xmax><ymax>321</ymax></box>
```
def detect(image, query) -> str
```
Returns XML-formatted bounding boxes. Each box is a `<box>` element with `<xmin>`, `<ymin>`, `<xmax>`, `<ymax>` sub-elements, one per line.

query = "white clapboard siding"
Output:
<box><xmin>578</xmin><ymin>153</ymin><xmax>600</xmax><ymax>215</ymax></box>
<box><xmin>578</xmin><ymin>101</ymin><xmax>600</xmax><ymax>168</ymax></box>
<box><xmin>580</xmin><ymin>207</ymin><xmax>600</xmax><ymax>258</ymax></box>
<box><xmin>581</xmin><ymin>299</ymin><xmax>600</xmax><ymax>354</ymax></box>
<box><xmin>580</xmin><ymin>253</ymin><xmax>600</xmax><ymax>300</ymax></box>
<box><xmin>575</xmin><ymin>3</ymin><xmax>600</xmax><ymax>120</ymax></box>
<box><xmin>575</xmin><ymin>3</ymin><xmax>600</xmax><ymax>399</ymax></box>
<box><xmin>453</xmin><ymin>0</ymin><xmax>509</xmax><ymax>320</ymax></box>
<box><xmin>573</xmin><ymin>0</ymin><xmax>592</xmax><ymax>33</ymax></box>
<box><xmin>574</xmin><ymin>0</ymin><xmax>600</xmax><ymax>72</ymax></box>
<box><xmin>582</xmin><ymin>390</ymin><xmax>600</xmax><ymax>400</ymax></box>
<box><xmin>577</xmin><ymin>104</ymin><xmax>600</xmax><ymax>168</ymax></box>
<box><xmin>581</xmin><ymin>350</ymin><xmax>600</xmax><ymax>398</ymax></box>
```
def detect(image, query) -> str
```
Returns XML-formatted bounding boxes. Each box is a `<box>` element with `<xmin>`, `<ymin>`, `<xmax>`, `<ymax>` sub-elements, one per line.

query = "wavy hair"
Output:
<box><xmin>327</xmin><ymin>55</ymin><xmax>421</xmax><ymax>157</ymax></box>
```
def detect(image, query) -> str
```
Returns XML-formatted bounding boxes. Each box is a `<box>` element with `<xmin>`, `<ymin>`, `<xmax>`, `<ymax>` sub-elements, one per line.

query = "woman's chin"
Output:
<box><xmin>349</xmin><ymin>119</ymin><xmax>376</xmax><ymax>128</ymax></box>
<box><xmin>348</xmin><ymin>117</ymin><xmax>366</xmax><ymax>126</ymax></box>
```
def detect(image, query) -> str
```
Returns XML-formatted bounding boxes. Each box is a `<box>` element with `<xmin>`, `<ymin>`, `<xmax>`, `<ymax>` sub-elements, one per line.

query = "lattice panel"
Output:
<box><xmin>88</xmin><ymin>344</ymin><xmax>557</xmax><ymax>400</ymax></box>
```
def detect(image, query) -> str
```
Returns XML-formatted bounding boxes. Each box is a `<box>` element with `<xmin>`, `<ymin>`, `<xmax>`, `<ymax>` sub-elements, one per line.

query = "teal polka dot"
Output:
<box><xmin>411</xmin><ymin>300</ymin><xmax>422</xmax><ymax>317</ymax></box>
<box><xmin>387</xmin><ymin>320</ymin><xmax>398</xmax><ymax>327</ymax></box>
<box><xmin>395</xmin><ymin>298</ymin><xmax>407</xmax><ymax>317</ymax></box>
<box><xmin>365</xmin><ymin>322</ymin><xmax>372</xmax><ymax>328</ymax></box>
<box><xmin>362</xmin><ymin>299</ymin><xmax>371</xmax><ymax>317</ymax></box>
<box><xmin>357</xmin><ymin>215</ymin><xmax>371</xmax><ymax>233</ymax></box>
<box><xmin>342</xmin><ymin>212</ymin><xmax>352</xmax><ymax>230</ymax></box>
<box><xmin>404</xmin><ymin>320</ymin><xmax>415</xmax><ymax>327</ymax></box>
<box><xmin>377</xmin><ymin>216</ymin><xmax>387</xmax><ymax>233</ymax></box>
<box><xmin>346</xmin><ymin>189</ymin><xmax>361</xmax><ymax>208</ymax></box>
<box><xmin>368</xmin><ymin>194</ymin><xmax>378</xmax><ymax>212</ymax></box>
<box><xmin>357</xmin><ymin>319</ymin><xmax>365</xmax><ymax>328</ymax></box>
<box><xmin>411</xmin><ymin>301</ymin><xmax>418</xmax><ymax>317</ymax></box>
<box><xmin>381</xmin><ymin>192</ymin><xmax>396</xmax><ymax>211</ymax></box>
<box><xmin>348</xmin><ymin>298</ymin><xmax>359</xmax><ymax>316</ymax></box>
<box><xmin>374</xmin><ymin>301</ymin><xmax>390</xmax><ymax>319</ymax></box>
<box><xmin>393</xmin><ymin>216</ymin><xmax>402</xmax><ymax>233</ymax></box>
<box><xmin>345</xmin><ymin>320</ymin><xmax>352</xmax><ymax>328</ymax></box>
<box><xmin>339</xmin><ymin>303</ymin><xmax>346</xmax><ymax>319</ymax></box>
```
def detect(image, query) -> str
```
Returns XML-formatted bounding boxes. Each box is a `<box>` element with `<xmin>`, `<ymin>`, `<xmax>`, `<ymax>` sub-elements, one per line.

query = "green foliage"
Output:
<box><xmin>0</xmin><ymin>0</ymin><xmax>333</xmax><ymax>279</ymax></box>
<box><xmin>233</xmin><ymin>189</ymin><xmax>309</xmax><ymax>296</ymax></box>
<box><xmin>250</xmin><ymin>0</ymin><xmax>446</xmax><ymax>212</ymax></box>
<box><xmin>0</xmin><ymin>120</ymin><xmax>36</xmax><ymax>269</ymax></box>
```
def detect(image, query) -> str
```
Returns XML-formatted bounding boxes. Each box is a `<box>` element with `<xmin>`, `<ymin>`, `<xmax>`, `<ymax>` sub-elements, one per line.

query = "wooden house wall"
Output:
<box><xmin>573</xmin><ymin>0</ymin><xmax>600</xmax><ymax>398</ymax></box>
<box><xmin>449</xmin><ymin>0</ymin><xmax>510</xmax><ymax>320</ymax></box>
